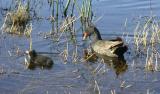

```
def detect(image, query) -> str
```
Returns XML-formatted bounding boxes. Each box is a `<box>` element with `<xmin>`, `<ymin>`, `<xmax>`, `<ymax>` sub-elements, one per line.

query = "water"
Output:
<box><xmin>0</xmin><ymin>0</ymin><xmax>160</xmax><ymax>94</ymax></box>
<box><xmin>94</xmin><ymin>0</ymin><xmax>160</xmax><ymax>36</ymax></box>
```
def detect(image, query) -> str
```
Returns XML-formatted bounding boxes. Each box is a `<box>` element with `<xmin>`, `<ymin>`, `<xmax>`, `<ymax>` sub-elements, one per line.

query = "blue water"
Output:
<box><xmin>93</xmin><ymin>0</ymin><xmax>160</xmax><ymax>36</ymax></box>
<box><xmin>0</xmin><ymin>0</ymin><xmax>160</xmax><ymax>94</ymax></box>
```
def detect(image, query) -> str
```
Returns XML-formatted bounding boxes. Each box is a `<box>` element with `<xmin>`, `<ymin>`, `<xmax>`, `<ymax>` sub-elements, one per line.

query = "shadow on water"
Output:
<box><xmin>83</xmin><ymin>50</ymin><xmax>128</xmax><ymax>78</ymax></box>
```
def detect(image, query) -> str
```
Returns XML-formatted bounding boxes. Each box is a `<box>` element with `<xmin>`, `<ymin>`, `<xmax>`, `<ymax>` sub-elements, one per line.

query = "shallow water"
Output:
<box><xmin>0</xmin><ymin>0</ymin><xmax>160</xmax><ymax>94</ymax></box>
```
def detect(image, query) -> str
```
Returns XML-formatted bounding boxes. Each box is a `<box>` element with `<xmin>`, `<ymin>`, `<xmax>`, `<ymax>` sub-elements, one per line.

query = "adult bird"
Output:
<box><xmin>83</xmin><ymin>25</ymin><xmax>128</xmax><ymax>58</ymax></box>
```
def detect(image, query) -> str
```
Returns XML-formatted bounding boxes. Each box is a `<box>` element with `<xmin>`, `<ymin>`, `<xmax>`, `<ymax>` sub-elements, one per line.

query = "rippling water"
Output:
<box><xmin>93</xmin><ymin>0</ymin><xmax>160</xmax><ymax>36</ymax></box>
<box><xmin>0</xmin><ymin>0</ymin><xmax>160</xmax><ymax>94</ymax></box>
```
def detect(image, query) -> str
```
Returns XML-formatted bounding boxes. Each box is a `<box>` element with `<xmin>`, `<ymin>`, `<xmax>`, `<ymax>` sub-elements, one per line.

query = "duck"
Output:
<box><xmin>25</xmin><ymin>50</ymin><xmax>53</xmax><ymax>69</ymax></box>
<box><xmin>82</xmin><ymin>25</ymin><xmax>128</xmax><ymax>58</ymax></box>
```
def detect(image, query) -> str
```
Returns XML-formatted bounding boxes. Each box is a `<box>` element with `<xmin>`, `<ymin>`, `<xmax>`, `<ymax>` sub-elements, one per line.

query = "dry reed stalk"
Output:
<box><xmin>94</xmin><ymin>80</ymin><xmax>101</xmax><ymax>94</ymax></box>
<box><xmin>1</xmin><ymin>2</ymin><xmax>31</xmax><ymax>36</ymax></box>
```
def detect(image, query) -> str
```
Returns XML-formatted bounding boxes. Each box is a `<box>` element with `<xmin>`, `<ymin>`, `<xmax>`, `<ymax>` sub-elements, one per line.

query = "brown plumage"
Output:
<box><xmin>83</xmin><ymin>25</ymin><xmax>128</xmax><ymax>57</ymax></box>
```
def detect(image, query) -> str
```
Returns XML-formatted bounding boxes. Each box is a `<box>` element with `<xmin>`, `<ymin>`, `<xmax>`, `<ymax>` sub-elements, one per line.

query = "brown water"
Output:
<box><xmin>0</xmin><ymin>0</ymin><xmax>160</xmax><ymax>94</ymax></box>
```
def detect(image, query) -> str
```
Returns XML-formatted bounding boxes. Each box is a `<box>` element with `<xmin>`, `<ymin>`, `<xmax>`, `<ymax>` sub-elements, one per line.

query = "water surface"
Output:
<box><xmin>0</xmin><ymin>0</ymin><xmax>160</xmax><ymax>94</ymax></box>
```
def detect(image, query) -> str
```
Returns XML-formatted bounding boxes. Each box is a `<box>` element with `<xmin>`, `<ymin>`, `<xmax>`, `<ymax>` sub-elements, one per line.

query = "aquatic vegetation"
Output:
<box><xmin>1</xmin><ymin>0</ymin><xmax>160</xmax><ymax>94</ymax></box>
<box><xmin>80</xmin><ymin>0</ymin><xmax>93</xmax><ymax>26</ymax></box>
<box><xmin>133</xmin><ymin>16</ymin><xmax>160</xmax><ymax>71</ymax></box>
<box><xmin>83</xmin><ymin>49</ymin><xmax>98</xmax><ymax>62</ymax></box>
<box><xmin>1</xmin><ymin>1</ymin><xmax>31</xmax><ymax>36</ymax></box>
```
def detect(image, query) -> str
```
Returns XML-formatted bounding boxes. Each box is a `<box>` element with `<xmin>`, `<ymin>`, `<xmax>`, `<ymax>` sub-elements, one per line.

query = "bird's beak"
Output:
<box><xmin>25</xmin><ymin>50</ymin><xmax>31</xmax><ymax>60</ymax></box>
<box><xmin>82</xmin><ymin>32</ymin><xmax>88</xmax><ymax>40</ymax></box>
<box><xmin>25</xmin><ymin>50</ymin><xmax>29</xmax><ymax>54</ymax></box>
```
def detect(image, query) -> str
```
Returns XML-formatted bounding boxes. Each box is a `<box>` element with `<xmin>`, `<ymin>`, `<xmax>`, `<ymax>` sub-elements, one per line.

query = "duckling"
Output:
<box><xmin>25</xmin><ymin>50</ymin><xmax>53</xmax><ymax>69</ymax></box>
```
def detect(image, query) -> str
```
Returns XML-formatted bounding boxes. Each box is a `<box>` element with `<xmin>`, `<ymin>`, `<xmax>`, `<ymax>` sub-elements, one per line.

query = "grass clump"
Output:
<box><xmin>133</xmin><ymin>16</ymin><xmax>160</xmax><ymax>71</ymax></box>
<box><xmin>1</xmin><ymin>2</ymin><xmax>31</xmax><ymax>36</ymax></box>
<box><xmin>134</xmin><ymin>16</ymin><xmax>160</xmax><ymax>51</ymax></box>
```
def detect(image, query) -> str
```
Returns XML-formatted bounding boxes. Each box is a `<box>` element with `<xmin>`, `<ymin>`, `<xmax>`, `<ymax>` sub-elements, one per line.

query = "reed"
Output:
<box><xmin>1</xmin><ymin>0</ymin><xmax>31</xmax><ymax>36</ymax></box>
<box><xmin>64</xmin><ymin>0</ymin><xmax>71</xmax><ymax>17</ymax></box>
<box><xmin>44</xmin><ymin>0</ymin><xmax>93</xmax><ymax>64</ymax></box>
<box><xmin>111</xmin><ymin>89</ymin><xmax>116</xmax><ymax>94</ymax></box>
<box><xmin>133</xmin><ymin>16</ymin><xmax>160</xmax><ymax>71</ymax></box>
<box><xmin>56</xmin><ymin>0</ymin><xmax>59</xmax><ymax>32</ymax></box>
<box><xmin>1</xmin><ymin>0</ymin><xmax>94</xmax><ymax>64</ymax></box>
<box><xmin>134</xmin><ymin>17</ymin><xmax>160</xmax><ymax>51</ymax></box>
<box><xmin>80</xmin><ymin>0</ymin><xmax>92</xmax><ymax>26</ymax></box>
<box><xmin>94</xmin><ymin>80</ymin><xmax>101</xmax><ymax>94</ymax></box>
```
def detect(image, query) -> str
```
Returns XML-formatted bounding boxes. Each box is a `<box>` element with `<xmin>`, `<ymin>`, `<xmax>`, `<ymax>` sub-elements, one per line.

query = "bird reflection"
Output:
<box><xmin>83</xmin><ymin>49</ymin><xmax>98</xmax><ymax>63</ymax></box>
<box><xmin>102</xmin><ymin>55</ymin><xmax>128</xmax><ymax>77</ymax></box>
<box><xmin>83</xmin><ymin>49</ymin><xmax>128</xmax><ymax>77</ymax></box>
